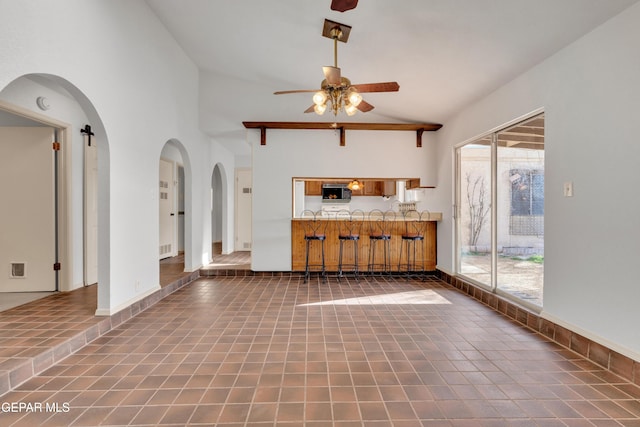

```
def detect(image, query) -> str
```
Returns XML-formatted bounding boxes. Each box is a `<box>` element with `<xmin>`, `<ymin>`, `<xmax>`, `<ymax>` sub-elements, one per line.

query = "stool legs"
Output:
<box><xmin>368</xmin><ymin>237</ymin><xmax>391</xmax><ymax>275</ymax></box>
<box><xmin>304</xmin><ymin>238</ymin><xmax>326</xmax><ymax>283</ymax></box>
<box><xmin>338</xmin><ymin>238</ymin><xmax>359</xmax><ymax>281</ymax></box>
<box><xmin>398</xmin><ymin>238</ymin><xmax>424</xmax><ymax>279</ymax></box>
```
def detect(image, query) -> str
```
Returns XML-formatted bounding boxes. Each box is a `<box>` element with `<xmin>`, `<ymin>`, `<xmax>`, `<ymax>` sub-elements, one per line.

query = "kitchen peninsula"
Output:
<box><xmin>291</xmin><ymin>179</ymin><xmax>441</xmax><ymax>272</ymax></box>
<box><xmin>291</xmin><ymin>211</ymin><xmax>441</xmax><ymax>272</ymax></box>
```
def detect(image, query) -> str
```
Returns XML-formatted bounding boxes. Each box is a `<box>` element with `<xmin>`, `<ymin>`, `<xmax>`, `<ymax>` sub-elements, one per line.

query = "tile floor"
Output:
<box><xmin>0</xmin><ymin>292</ymin><xmax>57</xmax><ymax>313</ymax></box>
<box><xmin>0</xmin><ymin>248</ymin><xmax>240</xmax><ymax>397</ymax></box>
<box><xmin>1</xmin><ymin>273</ymin><xmax>640</xmax><ymax>426</ymax></box>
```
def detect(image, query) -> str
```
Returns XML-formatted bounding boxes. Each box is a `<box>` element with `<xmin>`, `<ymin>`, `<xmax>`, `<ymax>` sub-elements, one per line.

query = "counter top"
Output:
<box><xmin>293</xmin><ymin>212</ymin><xmax>442</xmax><ymax>221</ymax></box>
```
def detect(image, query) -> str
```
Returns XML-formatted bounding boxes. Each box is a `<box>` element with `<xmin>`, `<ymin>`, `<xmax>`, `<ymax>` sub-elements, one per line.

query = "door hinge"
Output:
<box><xmin>52</xmin><ymin>142</ymin><xmax>61</xmax><ymax>151</ymax></box>
<box><xmin>53</xmin><ymin>262</ymin><xmax>61</xmax><ymax>271</ymax></box>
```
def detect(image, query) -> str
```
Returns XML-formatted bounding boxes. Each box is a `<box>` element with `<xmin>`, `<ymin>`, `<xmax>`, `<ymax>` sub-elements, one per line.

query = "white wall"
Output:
<box><xmin>432</xmin><ymin>3</ymin><xmax>640</xmax><ymax>358</ymax></box>
<box><xmin>250</xmin><ymin>129</ymin><xmax>438</xmax><ymax>271</ymax></box>
<box><xmin>0</xmin><ymin>0</ymin><xmax>214</xmax><ymax>314</ymax></box>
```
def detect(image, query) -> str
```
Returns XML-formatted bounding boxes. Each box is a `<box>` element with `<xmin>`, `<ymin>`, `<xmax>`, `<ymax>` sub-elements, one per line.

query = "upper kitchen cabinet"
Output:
<box><xmin>305</xmin><ymin>181</ymin><xmax>322</xmax><ymax>196</ymax></box>
<box><xmin>303</xmin><ymin>179</ymin><xmax>414</xmax><ymax>197</ymax></box>
<box><xmin>406</xmin><ymin>178</ymin><xmax>421</xmax><ymax>189</ymax></box>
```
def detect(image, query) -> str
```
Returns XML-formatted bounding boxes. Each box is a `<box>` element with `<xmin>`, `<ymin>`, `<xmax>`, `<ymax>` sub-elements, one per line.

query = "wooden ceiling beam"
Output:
<box><xmin>243</xmin><ymin>121</ymin><xmax>442</xmax><ymax>131</ymax></box>
<box><xmin>243</xmin><ymin>121</ymin><xmax>443</xmax><ymax>147</ymax></box>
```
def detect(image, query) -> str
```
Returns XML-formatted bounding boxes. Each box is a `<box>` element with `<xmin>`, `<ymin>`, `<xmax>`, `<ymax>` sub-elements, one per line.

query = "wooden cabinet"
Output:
<box><xmin>362</xmin><ymin>181</ymin><xmax>382</xmax><ymax>196</ymax></box>
<box><xmin>303</xmin><ymin>180</ymin><xmax>398</xmax><ymax>197</ymax></box>
<box><xmin>305</xmin><ymin>181</ymin><xmax>322</xmax><ymax>196</ymax></box>
<box><xmin>382</xmin><ymin>180</ymin><xmax>396</xmax><ymax>196</ymax></box>
<box><xmin>406</xmin><ymin>178</ymin><xmax>421</xmax><ymax>189</ymax></box>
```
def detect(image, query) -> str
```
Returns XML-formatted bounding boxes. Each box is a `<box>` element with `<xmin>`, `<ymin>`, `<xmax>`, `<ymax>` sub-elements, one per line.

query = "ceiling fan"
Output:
<box><xmin>274</xmin><ymin>19</ymin><xmax>400</xmax><ymax>116</ymax></box>
<box><xmin>331</xmin><ymin>0</ymin><xmax>358</xmax><ymax>12</ymax></box>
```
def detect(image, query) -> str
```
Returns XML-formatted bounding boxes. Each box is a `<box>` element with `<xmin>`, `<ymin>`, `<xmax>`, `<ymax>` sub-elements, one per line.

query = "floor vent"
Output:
<box><xmin>243</xmin><ymin>242</ymin><xmax>252</xmax><ymax>249</ymax></box>
<box><xmin>159</xmin><ymin>244</ymin><xmax>172</xmax><ymax>256</ymax></box>
<box><xmin>10</xmin><ymin>263</ymin><xmax>26</xmax><ymax>278</ymax></box>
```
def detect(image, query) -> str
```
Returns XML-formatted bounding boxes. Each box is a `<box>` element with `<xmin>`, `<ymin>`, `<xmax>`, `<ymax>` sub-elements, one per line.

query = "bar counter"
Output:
<box><xmin>291</xmin><ymin>212</ymin><xmax>441</xmax><ymax>273</ymax></box>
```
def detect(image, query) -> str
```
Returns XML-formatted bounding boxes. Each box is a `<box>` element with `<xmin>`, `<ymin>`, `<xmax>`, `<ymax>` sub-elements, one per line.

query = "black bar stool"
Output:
<box><xmin>302</xmin><ymin>210</ymin><xmax>327</xmax><ymax>283</ymax></box>
<box><xmin>337</xmin><ymin>209</ymin><xmax>364</xmax><ymax>281</ymax></box>
<box><xmin>367</xmin><ymin>209</ymin><xmax>395</xmax><ymax>275</ymax></box>
<box><xmin>397</xmin><ymin>210</ymin><xmax>427</xmax><ymax>278</ymax></box>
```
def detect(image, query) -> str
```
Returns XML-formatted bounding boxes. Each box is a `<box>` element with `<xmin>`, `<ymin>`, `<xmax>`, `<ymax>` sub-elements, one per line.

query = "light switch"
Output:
<box><xmin>563</xmin><ymin>181</ymin><xmax>573</xmax><ymax>197</ymax></box>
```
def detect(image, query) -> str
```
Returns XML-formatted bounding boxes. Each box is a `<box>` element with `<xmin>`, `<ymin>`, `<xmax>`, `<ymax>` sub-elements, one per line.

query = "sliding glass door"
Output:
<box><xmin>456</xmin><ymin>114</ymin><xmax>544</xmax><ymax>308</ymax></box>
<box><xmin>456</xmin><ymin>136</ymin><xmax>492</xmax><ymax>286</ymax></box>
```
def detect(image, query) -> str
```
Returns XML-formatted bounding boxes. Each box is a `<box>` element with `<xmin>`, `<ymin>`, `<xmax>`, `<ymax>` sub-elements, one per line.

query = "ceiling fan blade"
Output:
<box><xmin>331</xmin><ymin>0</ymin><xmax>358</xmax><ymax>12</ymax></box>
<box><xmin>351</xmin><ymin>82</ymin><xmax>400</xmax><ymax>93</ymax></box>
<box><xmin>274</xmin><ymin>89</ymin><xmax>319</xmax><ymax>95</ymax></box>
<box><xmin>323</xmin><ymin>66</ymin><xmax>342</xmax><ymax>85</ymax></box>
<box><xmin>356</xmin><ymin>100</ymin><xmax>374</xmax><ymax>112</ymax></box>
<box><xmin>304</xmin><ymin>105</ymin><xmax>316</xmax><ymax>114</ymax></box>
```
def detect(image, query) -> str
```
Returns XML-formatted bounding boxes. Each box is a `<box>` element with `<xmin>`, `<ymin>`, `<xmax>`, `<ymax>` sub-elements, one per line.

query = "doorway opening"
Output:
<box><xmin>1</xmin><ymin>73</ymin><xmax>113</xmax><ymax>316</ymax></box>
<box><xmin>212</xmin><ymin>164</ymin><xmax>224</xmax><ymax>256</ymax></box>
<box><xmin>159</xmin><ymin>141</ymin><xmax>187</xmax><ymax>286</ymax></box>
<box><xmin>0</xmin><ymin>119</ymin><xmax>58</xmax><ymax>310</ymax></box>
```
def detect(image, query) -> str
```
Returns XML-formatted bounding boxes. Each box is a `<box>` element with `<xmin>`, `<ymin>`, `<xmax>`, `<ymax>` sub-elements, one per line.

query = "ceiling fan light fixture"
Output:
<box><xmin>345</xmin><ymin>103</ymin><xmax>358</xmax><ymax>116</ymax></box>
<box><xmin>313</xmin><ymin>90</ymin><xmax>328</xmax><ymax>106</ymax></box>
<box><xmin>347</xmin><ymin>88</ymin><xmax>362</xmax><ymax>107</ymax></box>
<box><xmin>313</xmin><ymin>103</ymin><xmax>327</xmax><ymax>115</ymax></box>
<box><xmin>275</xmin><ymin>19</ymin><xmax>399</xmax><ymax>116</ymax></box>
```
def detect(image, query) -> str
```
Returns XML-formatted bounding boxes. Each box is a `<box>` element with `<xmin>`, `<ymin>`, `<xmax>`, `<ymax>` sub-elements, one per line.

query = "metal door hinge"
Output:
<box><xmin>52</xmin><ymin>142</ymin><xmax>61</xmax><ymax>151</ymax></box>
<box><xmin>53</xmin><ymin>262</ymin><xmax>61</xmax><ymax>271</ymax></box>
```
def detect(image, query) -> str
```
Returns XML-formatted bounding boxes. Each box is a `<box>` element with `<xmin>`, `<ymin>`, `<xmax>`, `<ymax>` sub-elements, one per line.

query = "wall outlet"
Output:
<box><xmin>563</xmin><ymin>181</ymin><xmax>573</xmax><ymax>197</ymax></box>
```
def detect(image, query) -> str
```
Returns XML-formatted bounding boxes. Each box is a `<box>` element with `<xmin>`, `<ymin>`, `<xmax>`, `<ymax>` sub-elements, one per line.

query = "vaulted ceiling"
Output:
<box><xmin>145</xmin><ymin>0</ymin><xmax>638</xmax><ymax>155</ymax></box>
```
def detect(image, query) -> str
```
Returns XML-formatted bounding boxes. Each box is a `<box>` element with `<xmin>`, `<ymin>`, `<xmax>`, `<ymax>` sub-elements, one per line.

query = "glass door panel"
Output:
<box><xmin>496</xmin><ymin>114</ymin><xmax>544</xmax><ymax>306</ymax></box>
<box><xmin>457</xmin><ymin>137</ymin><xmax>492</xmax><ymax>287</ymax></box>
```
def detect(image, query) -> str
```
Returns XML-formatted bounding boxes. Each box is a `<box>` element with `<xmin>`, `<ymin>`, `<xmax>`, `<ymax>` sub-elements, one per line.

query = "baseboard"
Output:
<box><xmin>94</xmin><ymin>285</ymin><xmax>161</xmax><ymax>317</ymax></box>
<box><xmin>437</xmin><ymin>269</ymin><xmax>640</xmax><ymax>386</ymax></box>
<box><xmin>541</xmin><ymin>311</ymin><xmax>640</xmax><ymax>366</ymax></box>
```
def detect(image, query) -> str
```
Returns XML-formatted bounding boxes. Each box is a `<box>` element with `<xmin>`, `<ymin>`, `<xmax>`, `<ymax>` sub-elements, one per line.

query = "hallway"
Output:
<box><xmin>1</xmin><ymin>273</ymin><xmax>639</xmax><ymax>425</ymax></box>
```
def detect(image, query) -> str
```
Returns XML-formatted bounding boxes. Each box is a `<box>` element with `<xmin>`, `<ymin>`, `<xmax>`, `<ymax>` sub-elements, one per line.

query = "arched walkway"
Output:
<box><xmin>158</xmin><ymin>139</ymin><xmax>194</xmax><ymax>285</ymax></box>
<box><xmin>0</xmin><ymin>73</ymin><xmax>110</xmax><ymax>314</ymax></box>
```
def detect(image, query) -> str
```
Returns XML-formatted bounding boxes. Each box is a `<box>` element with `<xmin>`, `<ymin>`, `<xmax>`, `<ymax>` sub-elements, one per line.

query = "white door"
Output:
<box><xmin>84</xmin><ymin>135</ymin><xmax>98</xmax><ymax>285</ymax></box>
<box><xmin>235</xmin><ymin>169</ymin><xmax>252</xmax><ymax>251</ymax></box>
<box><xmin>177</xmin><ymin>165</ymin><xmax>185</xmax><ymax>253</ymax></box>
<box><xmin>159</xmin><ymin>158</ymin><xmax>175</xmax><ymax>259</ymax></box>
<box><xmin>0</xmin><ymin>127</ymin><xmax>56</xmax><ymax>292</ymax></box>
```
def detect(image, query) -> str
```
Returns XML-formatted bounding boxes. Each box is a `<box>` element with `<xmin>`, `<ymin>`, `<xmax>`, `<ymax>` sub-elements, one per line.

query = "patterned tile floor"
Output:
<box><xmin>0</xmin><ymin>249</ymin><xmax>246</xmax><ymax>397</ymax></box>
<box><xmin>1</xmin><ymin>272</ymin><xmax>640</xmax><ymax>426</ymax></box>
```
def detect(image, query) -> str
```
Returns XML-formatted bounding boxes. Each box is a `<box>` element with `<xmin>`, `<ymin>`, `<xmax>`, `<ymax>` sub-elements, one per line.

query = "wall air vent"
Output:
<box><xmin>10</xmin><ymin>263</ymin><xmax>26</xmax><ymax>278</ymax></box>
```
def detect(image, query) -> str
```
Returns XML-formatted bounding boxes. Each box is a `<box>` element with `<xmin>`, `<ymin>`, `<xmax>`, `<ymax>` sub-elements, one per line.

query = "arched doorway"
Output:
<box><xmin>159</xmin><ymin>139</ymin><xmax>191</xmax><ymax>284</ymax></box>
<box><xmin>0</xmin><ymin>74</ymin><xmax>110</xmax><ymax>313</ymax></box>
<box><xmin>211</xmin><ymin>164</ymin><xmax>224</xmax><ymax>256</ymax></box>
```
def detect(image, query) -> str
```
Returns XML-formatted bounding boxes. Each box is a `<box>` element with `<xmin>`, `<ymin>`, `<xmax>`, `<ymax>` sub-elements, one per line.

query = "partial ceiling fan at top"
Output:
<box><xmin>273</xmin><ymin>19</ymin><xmax>400</xmax><ymax>117</ymax></box>
<box><xmin>331</xmin><ymin>0</ymin><xmax>358</xmax><ymax>12</ymax></box>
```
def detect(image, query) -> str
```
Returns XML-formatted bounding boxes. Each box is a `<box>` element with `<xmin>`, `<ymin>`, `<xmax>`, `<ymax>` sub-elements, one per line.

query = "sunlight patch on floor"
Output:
<box><xmin>299</xmin><ymin>289</ymin><xmax>451</xmax><ymax>306</ymax></box>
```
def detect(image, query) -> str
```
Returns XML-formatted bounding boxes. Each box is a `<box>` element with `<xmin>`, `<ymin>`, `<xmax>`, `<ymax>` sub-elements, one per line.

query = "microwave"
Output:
<box><xmin>322</xmin><ymin>184</ymin><xmax>352</xmax><ymax>203</ymax></box>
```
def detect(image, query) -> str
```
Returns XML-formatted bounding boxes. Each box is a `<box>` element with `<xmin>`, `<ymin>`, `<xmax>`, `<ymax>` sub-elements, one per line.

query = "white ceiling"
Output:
<box><xmin>145</xmin><ymin>0</ymin><xmax>638</xmax><ymax>154</ymax></box>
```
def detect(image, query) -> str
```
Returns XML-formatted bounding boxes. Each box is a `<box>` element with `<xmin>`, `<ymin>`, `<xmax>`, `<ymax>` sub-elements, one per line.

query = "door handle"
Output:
<box><xmin>170</xmin><ymin>213</ymin><xmax>175</xmax><ymax>216</ymax></box>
